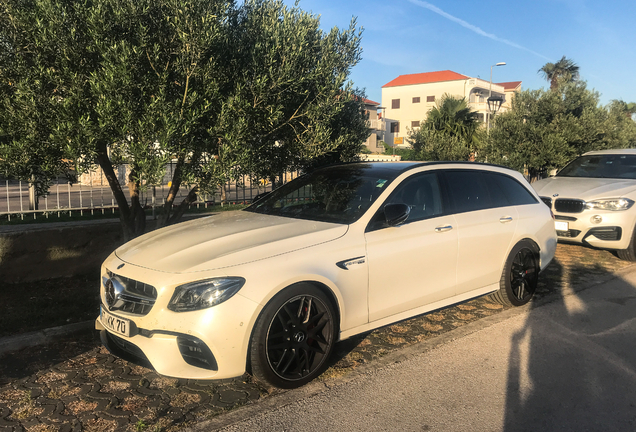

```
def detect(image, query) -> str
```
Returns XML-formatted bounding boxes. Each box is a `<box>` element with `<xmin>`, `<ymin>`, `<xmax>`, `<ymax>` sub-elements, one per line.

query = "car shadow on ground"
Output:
<box><xmin>503</xmin><ymin>255</ymin><xmax>636</xmax><ymax>431</ymax></box>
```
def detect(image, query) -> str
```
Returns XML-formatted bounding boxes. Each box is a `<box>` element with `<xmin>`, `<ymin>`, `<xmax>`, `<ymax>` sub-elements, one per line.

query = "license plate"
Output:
<box><xmin>100</xmin><ymin>306</ymin><xmax>131</xmax><ymax>337</ymax></box>
<box><xmin>555</xmin><ymin>221</ymin><xmax>569</xmax><ymax>231</ymax></box>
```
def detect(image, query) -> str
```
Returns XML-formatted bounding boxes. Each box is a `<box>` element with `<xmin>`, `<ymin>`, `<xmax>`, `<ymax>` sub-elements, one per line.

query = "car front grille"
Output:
<box><xmin>540</xmin><ymin>196</ymin><xmax>552</xmax><ymax>208</ymax></box>
<box><xmin>554</xmin><ymin>199</ymin><xmax>585</xmax><ymax>213</ymax></box>
<box><xmin>556</xmin><ymin>229</ymin><xmax>581</xmax><ymax>238</ymax></box>
<box><xmin>555</xmin><ymin>215</ymin><xmax>577</xmax><ymax>221</ymax></box>
<box><xmin>103</xmin><ymin>271</ymin><xmax>157</xmax><ymax>316</ymax></box>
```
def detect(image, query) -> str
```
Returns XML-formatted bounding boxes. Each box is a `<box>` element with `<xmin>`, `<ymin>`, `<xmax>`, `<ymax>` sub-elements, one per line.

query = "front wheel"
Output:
<box><xmin>617</xmin><ymin>224</ymin><xmax>636</xmax><ymax>261</ymax></box>
<box><xmin>249</xmin><ymin>284</ymin><xmax>337</xmax><ymax>388</ymax></box>
<box><xmin>490</xmin><ymin>241</ymin><xmax>539</xmax><ymax>307</ymax></box>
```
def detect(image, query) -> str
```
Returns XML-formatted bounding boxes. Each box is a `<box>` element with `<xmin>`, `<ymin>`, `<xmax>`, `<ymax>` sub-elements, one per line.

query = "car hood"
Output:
<box><xmin>532</xmin><ymin>177</ymin><xmax>636</xmax><ymax>201</ymax></box>
<box><xmin>114</xmin><ymin>210</ymin><xmax>348</xmax><ymax>273</ymax></box>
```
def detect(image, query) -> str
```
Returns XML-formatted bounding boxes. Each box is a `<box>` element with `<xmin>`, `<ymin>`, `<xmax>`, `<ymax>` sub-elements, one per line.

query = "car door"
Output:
<box><xmin>365</xmin><ymin>171</ymin><xmax>458</xmax><ymax>323</ymax></box>
<box><xmin>442</xmin><ymin>170</ymin><xmax>519</xmax><ymax>295</ymax></box>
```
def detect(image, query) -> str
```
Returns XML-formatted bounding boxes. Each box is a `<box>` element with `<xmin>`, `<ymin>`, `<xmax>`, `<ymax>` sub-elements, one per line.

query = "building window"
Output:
<box><xmin>476</xmin><ymin>113</ymin><xmax>485</xmax><ymax>123</ymax></box>
<box><xmin>412</xmin><ymin>97</ymin><xmax>420</xmax><ymax>103</ymax></box>
<box><xmin>426</xmin><ymin>95</ymin><xmax>435</xmax><ymax>103</ymax></box>
<box><xmin>391</xmin><ymin>122</ymin><xmax>400</xmax><ymax>133</ymax></box>
<box><xmin>392</xmin><ymin>99</ymin><xmax>400</xmax><ymax>109</ymax></box>
<box><xmin>411</xmin><ymin>121</ymin><xmax>420</xmax><ymax>128</ymax></box>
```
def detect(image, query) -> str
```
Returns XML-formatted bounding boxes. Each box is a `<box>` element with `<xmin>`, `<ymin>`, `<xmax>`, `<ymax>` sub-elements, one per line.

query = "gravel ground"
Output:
<box><xmin>0</xmin><ymin>243</ymin><xmax>632</xmax><ymax>431</ymax></box>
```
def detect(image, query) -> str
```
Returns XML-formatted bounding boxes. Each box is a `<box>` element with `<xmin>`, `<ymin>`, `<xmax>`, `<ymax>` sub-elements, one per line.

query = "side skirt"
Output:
<box><xmin>339</xmin><ymin>283</ymin><xmax>499</xmax><ymax>341</ymax></box>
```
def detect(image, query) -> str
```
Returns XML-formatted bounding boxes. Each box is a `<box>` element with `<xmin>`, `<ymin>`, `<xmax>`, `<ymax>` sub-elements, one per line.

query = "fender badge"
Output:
<box><xmin>336</xmin><ymin>256</ymin><xmax>366</xmax><ymax>270</ymax></box>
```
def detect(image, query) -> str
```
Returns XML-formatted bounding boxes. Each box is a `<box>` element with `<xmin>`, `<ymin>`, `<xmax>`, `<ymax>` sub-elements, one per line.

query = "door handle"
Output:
<box><xmin>500</xmin><ymin>216</ymin><xmax>513</xmax><ymax>223</ymax></box>
<box><xmin>435</xmin><ymin>225</ymin><xmax>453</xmax><ymax>233</ymax></box>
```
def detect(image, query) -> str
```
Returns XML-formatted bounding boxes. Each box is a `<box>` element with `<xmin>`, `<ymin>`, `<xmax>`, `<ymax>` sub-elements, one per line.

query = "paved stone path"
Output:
<box><xmin>0</xmin><ymin>244</ymin><xmax>632</xmax><ymax>431</ymax></box>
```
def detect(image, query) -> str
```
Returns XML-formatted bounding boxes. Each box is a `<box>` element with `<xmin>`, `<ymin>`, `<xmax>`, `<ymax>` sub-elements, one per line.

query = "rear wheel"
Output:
<box><xmin>490</xmin><ymin>240</ymin><xmax>539</xmax><ymax>307</ymax></box>
<box><xmin>249</xmin><ymin>284</ymin><xmax>337</xmax><ymax>389</ymax></box>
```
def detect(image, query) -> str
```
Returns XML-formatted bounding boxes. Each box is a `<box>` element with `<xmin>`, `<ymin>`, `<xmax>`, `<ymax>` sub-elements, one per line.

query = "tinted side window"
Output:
<box><xmin>444</xmin><ymin>170</ymin><xmax>492</xmax><ymax>213</ymax></box>
<box><xmin>366</xmin><ymin>172</ymin><xmax>443</xmax><ymax>231</ymax></box>
<box><xmin>485</xmin><ymin>173</ymin><xmax>538</xmax><ymax>206</ymax></box>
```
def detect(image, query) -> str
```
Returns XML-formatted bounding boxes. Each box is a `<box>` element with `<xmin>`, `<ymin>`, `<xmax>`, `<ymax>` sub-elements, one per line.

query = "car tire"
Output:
<box><xmin>617</xmin><ymin>226</ymin><xmax>636</xmax><ymax>261</ymax></box>
<box><xmin>249</xmin><ymin>283</ymin><xmax>337</xmax><ymax>389</ymax></box>
<box><xmin>489</xmin><ymin>240</ymin><xmax>539</xmax><ymax>307</ymax></box>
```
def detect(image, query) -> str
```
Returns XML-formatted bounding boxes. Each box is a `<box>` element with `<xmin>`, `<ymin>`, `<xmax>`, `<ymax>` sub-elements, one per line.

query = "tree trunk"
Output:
<box><xmin>156</xmin><ymin>155</ymin><xmax>186</xmax><ymax>228</ymax></box>
<box><xmin>95</xmin><ymin>141</ymin><xmax>136</xmax><ymax>241</ymax></box>
<box><xmin>126</xmin><ymin>168</ymin><xmax>146</xmax><ymax>236</ymax></box>
<box><xmin>28</xmin><ymin>175</ymin><xmax>38</xmax><ymax>210</ymax></box>
<box><xmin>168</xmin><ymin>185</ymin><xmax>199</xmax><ymax>224</ymax></box>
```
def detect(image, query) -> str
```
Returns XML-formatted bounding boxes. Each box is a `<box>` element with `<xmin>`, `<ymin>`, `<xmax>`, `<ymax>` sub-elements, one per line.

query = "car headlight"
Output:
<box><xmin>168</xmin><ymin>277</ymin><xmax>246</xmax><ymax>312</ymax></box>
<box><xmin>585</xmin><ymin>198</ymin><xmax>635</xmax><ymax>211</ymax></box>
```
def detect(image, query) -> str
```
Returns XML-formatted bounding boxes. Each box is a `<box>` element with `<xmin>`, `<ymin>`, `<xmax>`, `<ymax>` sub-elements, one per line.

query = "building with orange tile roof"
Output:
<box><xmin>381</xmin><ymin>70</ymin><xmax>521</xmax><ymax>146</ymax></box>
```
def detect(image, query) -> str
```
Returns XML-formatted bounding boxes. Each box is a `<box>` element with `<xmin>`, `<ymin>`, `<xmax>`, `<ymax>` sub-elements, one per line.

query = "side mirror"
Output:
<box><xmin>384</xmin><ymin>203</ymin><xmax>410</xmax><ymax>227</ymax></box>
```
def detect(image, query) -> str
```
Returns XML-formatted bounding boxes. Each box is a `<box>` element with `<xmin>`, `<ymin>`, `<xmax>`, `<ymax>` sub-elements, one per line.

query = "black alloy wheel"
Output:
<box><xmin>250</xmin><ymin>284</ymin><xmax>336</xmax><ymax>388</ymax></box>
<box><xmin>509</xmin><ymin>247</ymin><xmax>538</xmax><ymax>303</ymax></box>
<box><xmin>490</xmin><ymin>240</ymin><xmax>539</xmax><ymax>307</ymax></box>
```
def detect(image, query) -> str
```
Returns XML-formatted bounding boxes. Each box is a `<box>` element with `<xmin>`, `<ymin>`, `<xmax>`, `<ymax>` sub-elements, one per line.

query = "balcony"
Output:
<box><xmin>368</xmin><ymin>119</ymin><xmax>385</xmax><ymax>131</ymax></box>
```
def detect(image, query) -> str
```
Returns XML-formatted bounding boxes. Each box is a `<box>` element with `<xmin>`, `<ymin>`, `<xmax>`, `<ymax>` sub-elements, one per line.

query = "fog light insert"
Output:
<box><xmin>176</xmin><ymin>336</ymin><xmax>218</xmax><ymax>371</ymax></box>
<box><xmin>591</xmin><ymin>215</ymin><xmax>603</xmax><ymax>224</ymax></box>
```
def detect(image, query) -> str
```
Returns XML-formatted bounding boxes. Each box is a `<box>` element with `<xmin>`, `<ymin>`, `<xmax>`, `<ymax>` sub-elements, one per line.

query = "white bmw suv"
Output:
<box><xmin>533</xmin><ymin>149</ymin><xmax>636</xmax><ymax>260</ymax></box>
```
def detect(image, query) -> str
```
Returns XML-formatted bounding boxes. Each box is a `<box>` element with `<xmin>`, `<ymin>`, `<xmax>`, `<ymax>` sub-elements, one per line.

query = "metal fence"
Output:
<box><xmin>1</xmin><ymin>164</ymin><xmax>299</xmax><ymax>222</ymax></box>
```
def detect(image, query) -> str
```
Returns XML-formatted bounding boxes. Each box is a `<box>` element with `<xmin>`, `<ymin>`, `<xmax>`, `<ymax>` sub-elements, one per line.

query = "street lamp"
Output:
<box><xmin>487</xmin><ymin>62</ymin><xmax>506</xmax><ymax>132</ymax></box>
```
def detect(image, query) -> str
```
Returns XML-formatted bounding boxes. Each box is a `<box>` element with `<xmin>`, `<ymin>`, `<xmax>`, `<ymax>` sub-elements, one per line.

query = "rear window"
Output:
<box><xmin>444</xmin><ymin>171</ymin><xmax>491</xmax><ymax>213</ymax></box>
<box><xmin>444</xmin><ymin>170</ymin><xmax>537</xmax><ymax>213</ymax></box>
<box><xmin>483</xmin><ymin>173</ymin><xmax>537</xmax><ymax>206</ymax></box>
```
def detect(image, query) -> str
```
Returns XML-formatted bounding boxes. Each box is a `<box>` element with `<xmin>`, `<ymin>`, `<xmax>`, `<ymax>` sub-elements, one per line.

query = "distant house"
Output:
<box><xmin>381</xmin><ymin>70</ymin><xmax>521</xmax><ymax>145</ymax></box>
<box><xmin>363</xmin><ymin>98</ymin><xmax>385</xmax><ymax>153</ymax></box>
<box><xmin>497</xmin><ymin>81</ymin><xmax>522</xmax><ymax>111</ymax></box>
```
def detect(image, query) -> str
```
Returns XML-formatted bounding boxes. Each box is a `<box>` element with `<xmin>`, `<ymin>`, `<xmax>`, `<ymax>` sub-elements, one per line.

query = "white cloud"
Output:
<box><xmin>406</xmin><ymin>0</ymin><xmax>551</xmax><ymax>61</ymax></box>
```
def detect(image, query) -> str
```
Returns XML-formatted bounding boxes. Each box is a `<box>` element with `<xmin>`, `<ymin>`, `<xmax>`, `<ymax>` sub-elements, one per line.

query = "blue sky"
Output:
<box><xmin>283</xmin><ymin>0</ymin><xmax>636</xmax><ymax>106</ymax></box>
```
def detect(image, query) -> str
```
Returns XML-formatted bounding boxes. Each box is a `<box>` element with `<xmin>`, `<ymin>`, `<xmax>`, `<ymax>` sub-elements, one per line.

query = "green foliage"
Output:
<box><xmin>407</xmin><ymin>94</ymin><xmax>480</xmax><ymax>161</ymax></box>
<box><xmin>0</xmin><ymin>0</ymin><xmax>366</xmax><ymax>238</ymax></box>
<box><xmin>482</xmin><ymin>81</ymin><xmax>636</xmax><ymax>179</ymax></box>
<box><xmin>410</xmin><ymin>130</ymin><xmax>474</xmax><ymax>161</ymax></box>
<box><xmin>380</xmin><ymin>141</ymin><xmax>418</xmax><ymax>161</ymax></box>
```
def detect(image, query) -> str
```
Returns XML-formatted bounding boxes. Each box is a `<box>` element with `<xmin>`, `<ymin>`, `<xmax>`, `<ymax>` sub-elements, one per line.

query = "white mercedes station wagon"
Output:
<box><xmin>97</xmin><ymin>162</ymin><xmax>556</xmax><ymax>388</ymax></box>
<box><xmin>533</xmin><ymin>149</ymin><xmax>636</xmax><ymax>261</ymax></box>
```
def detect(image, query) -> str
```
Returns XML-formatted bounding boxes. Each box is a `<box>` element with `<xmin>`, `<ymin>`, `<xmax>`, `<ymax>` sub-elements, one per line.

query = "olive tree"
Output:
<box><xmin>483</xmin><ymin>81</ymin><xmax>636</xmax><ymax>180</ymax></box>
<box><xmin>0</xmin><ymin>0</ymin><xmax>367</xmax><ymax>239</ymax></box>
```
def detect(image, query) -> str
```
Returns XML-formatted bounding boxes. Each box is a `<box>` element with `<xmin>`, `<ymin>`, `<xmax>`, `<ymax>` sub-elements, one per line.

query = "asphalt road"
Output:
<box><xmin>200</xmin><ymin>265</ymin><xmax>636</xmax><ymax>432</ymax></box>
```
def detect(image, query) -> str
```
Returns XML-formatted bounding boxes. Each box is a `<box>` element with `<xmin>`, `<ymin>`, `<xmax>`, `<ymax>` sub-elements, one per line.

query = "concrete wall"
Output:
<box><xmin>0</xmin><ymin>220</ymin><xmax>123</xmax><ymax>284</ymax></box>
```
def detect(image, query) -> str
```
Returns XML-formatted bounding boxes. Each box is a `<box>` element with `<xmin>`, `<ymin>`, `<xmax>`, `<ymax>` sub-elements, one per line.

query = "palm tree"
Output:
<box><xmin>539</xmin><ymin>56</ymin><xmax>580</xmax><ymax>90</ymax></box>
<box><xmin>408</xmin><ymin>93</ymin><xmax>480</xmax><ymax>161</ymax></box>
<box><xmin>423</xmin><ymin>93</ymin><xmax>479</xmax><ymax>141</ymax></box>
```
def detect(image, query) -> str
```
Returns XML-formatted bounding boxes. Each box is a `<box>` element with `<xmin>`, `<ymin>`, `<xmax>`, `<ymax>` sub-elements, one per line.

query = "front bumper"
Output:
<box><xmin>552</xmin><ymin>211</ymin><xmax>634</xmax><ymax>250</ymax></box>
<box><xmin>98</xmin><ymin>258</ymin><xmax>262</xmax><ymax>380</ymax></box>
<box><xmin>97</xmin><ymin>290</ymin><xmax>260</xmax><ymax>380</ymax></box>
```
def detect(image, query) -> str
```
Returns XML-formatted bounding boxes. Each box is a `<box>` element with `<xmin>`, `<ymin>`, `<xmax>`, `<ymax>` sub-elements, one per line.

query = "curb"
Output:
<box><xmin>185</xmin><ymin>262</ymin><xmax>636</xmax><ymax>431</ymax></box>
<box><xmin>0</xmin><ymin>320</ymin><xmax>94</xmax><ymax>356</ymax></box>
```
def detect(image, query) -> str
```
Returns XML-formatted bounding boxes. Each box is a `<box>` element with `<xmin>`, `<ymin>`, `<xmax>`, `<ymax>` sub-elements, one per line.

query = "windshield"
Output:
<box><xmin>245</xmin><ymin>165</ymin><xmax>397</xmax><ymax>224</ymax></box>
<box><xmin>557</xmin><ymin>154</ymin><xmax>636</xmax><ymax>179</ymax></box>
